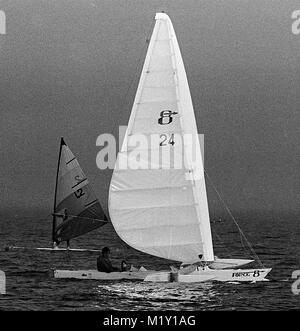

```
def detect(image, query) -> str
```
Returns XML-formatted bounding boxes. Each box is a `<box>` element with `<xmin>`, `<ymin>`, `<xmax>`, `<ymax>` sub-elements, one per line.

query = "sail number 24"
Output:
<box><xmin>160</xmin><ymin>133</ymin><xmax>175</xmax><ymax>146</ymax></box>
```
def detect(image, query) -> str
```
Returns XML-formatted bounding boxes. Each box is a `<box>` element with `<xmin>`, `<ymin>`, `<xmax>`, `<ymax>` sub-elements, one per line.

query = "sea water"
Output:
<box><xmin>0</xmin><ymin>211</ymin><xmax>299</xmax><ymax>310</ymax></box>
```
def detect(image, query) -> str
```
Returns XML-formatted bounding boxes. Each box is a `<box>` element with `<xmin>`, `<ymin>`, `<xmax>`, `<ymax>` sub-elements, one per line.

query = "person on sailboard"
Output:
<box><xmin>53</xmin><ymin>208</ymin><xmax>70</xmax><ymax>249</ymax></box>
<box><xmin>97</xmin><ymin>247</ymin><xmax>121</xmax><ymax>273</ymax></box>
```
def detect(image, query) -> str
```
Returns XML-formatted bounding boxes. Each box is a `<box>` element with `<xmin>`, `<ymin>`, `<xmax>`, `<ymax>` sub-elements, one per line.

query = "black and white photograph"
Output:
<box><xmin>0</xmin><ymin>0</ymin><xmax>299</xmax><ymax>314</ymax></box>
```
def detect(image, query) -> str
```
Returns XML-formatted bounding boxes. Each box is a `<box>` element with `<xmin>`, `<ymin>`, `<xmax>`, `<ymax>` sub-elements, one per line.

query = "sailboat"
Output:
<box><xmin>6</xmin><ymin>138</ymin><xmax>107</xmax><ymax>253</ymax></box>
<box><xmin>55</xmin><ymin>13</ymin><xmax>271</xmax><ymax>282</ymax></box>
<box><xmin>50</xmin><ymin>137</ymin><xmax>109</xmax><ymax>251</ymax></box>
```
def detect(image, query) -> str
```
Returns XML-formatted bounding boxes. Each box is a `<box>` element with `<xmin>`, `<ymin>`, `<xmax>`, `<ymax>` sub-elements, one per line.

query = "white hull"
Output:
<box><xmin>54</xmin><ymin>266</ymin><xmax>271</xmax><ymax>283</ymax></box>
<box><xmin>144</xmin><ymin>267</ymin><xmax>272</xmax><ymax>283</ymax></box>
<box><xmin>54</xmin><ymin>269</ymin><xmax>156</xmax><ymax>280</ymax></box>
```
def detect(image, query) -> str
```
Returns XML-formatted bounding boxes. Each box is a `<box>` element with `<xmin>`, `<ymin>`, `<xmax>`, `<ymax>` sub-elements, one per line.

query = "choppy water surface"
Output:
<box><xmin>0</xmin><ymin>212</ymin><xmax>299</xmax><ymax>310</ymax></box>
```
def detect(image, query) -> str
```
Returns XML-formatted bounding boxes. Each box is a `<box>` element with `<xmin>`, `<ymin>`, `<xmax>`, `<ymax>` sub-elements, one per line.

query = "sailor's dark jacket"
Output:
<box><xmin>97</xmin><ymin>256</ymin><xmax>119</xmax><ymax>273</ymax></box>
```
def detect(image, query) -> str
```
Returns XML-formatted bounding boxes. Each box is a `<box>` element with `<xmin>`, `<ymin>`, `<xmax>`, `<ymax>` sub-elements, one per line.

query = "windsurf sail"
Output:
<box><xmin>52</xmin><ymin>138</ymin><xmax>107</xmax><ymax>245</ymax></box>
<box><xmin>108</xmin><ymin>13</ymin><xmax>214</xmax><ymax>264</ymax></box>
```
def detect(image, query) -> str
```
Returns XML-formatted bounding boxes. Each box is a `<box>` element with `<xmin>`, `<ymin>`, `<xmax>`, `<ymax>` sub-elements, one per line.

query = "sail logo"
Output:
<box><xmin>292</xmin><ymin>10</ymin><xmax>300</xmax><ymax>35</ymax></box>
<box><xmin>0</xmin><ymin>10</ymin><xmax>6</xmax><ymax>35</ymax></box>
<box><xmin>0</xmin><ymin>270</ymin><xmax>5</xmax><ymax>295</ymax></box>
<box><xmin>291</xmin><ymin>270</ymin><xmax>300</xmax><ymax>295</ymax></box>
<box><xmin>158</xmin><ymin>110</ymin><xmax>178</xmax><ymax>125</ymax></box>
<box><xmin>96</xmin><ymin>127</ymin><xmax>205</xmax><ymax>180</ymax></box>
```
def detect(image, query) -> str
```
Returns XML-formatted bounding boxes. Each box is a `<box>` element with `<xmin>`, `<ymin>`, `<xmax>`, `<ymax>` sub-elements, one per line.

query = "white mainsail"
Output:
<box><xmin>108</xmin><ymin>13</ymin><xmax>214</xmax><ymax>263</ymax></box>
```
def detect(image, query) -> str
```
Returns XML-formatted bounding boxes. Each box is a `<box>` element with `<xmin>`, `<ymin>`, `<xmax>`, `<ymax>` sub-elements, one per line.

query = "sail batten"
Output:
<box><xmin>109</xmin><ymin>13</ymin><xmax>214</xmax><ymax>263</ymax></box>
<box><xmin>53</xmin><ymin>138</ymin><xmax>107</xmax><ymax>244</ymax></box>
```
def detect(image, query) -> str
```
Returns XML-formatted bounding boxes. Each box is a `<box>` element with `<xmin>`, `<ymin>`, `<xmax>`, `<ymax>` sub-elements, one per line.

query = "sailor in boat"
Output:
<box><xmin>97</xmin><ymin>247</ymin><xmax>125</xmax><ymax>273</ymax></box>
<box><xmin>179</xmin><ymin>254</ymin><xmax>211</xmax><ymax>274</ymax></box>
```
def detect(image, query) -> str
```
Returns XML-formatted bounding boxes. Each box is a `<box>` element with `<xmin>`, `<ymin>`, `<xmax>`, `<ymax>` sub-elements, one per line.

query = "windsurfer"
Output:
<box><xmin>52</xmin><ymin>209</ymin><xmax>69</xmax><ymax>248</ymax></box>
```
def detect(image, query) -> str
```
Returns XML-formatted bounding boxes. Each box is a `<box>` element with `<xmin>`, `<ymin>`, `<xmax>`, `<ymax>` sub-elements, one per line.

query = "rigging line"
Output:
<box><xmin>204</xmin><ymin>170</ymin><xmax>265</xmax><ymax>268</ymax></box>
<box><xmin>211</xmin><ymin>227</ymin><xmax>233</xmax><ymax>258</ymax></box>
<box><xmin>239</xmin><ymin>230</ymin><xmax>251</xmax><ymax>258</ymax></box>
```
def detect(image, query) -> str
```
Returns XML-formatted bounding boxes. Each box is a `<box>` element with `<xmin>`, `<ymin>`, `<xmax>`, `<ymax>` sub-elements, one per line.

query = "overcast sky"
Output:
<box><xmin>0</xmin><ymin>0</ymin><xmax>299</xmax><ymax>216</ymax></box>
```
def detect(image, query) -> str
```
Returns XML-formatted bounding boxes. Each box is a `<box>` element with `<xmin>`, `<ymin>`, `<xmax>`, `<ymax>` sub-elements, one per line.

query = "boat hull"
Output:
<box><xmin>144</xmin><ymin>267</ymin><xmax>272</xmax><ymax>283</ymax></box>
<box><xmin>54</xmin><ymin>267</ymin><xmax>272</xmax><ymax>283</ymax></box>
<box><xmin>54</xmin><ymin>269</ymin><xmax>156</xmax><ymax>280</ymax></box>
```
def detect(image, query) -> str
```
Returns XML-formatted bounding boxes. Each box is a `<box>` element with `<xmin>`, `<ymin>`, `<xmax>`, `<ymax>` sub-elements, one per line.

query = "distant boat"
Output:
<box><xmin>51</xmin><ymin>137</ymin><xmax>109</xmax><ymax>250</ymax></box>
<box><xmin>6</xmin><ymin>138</ymin><xmax>108</xmax><ymax>253</ymax></box>
<box><xmin>55</xmin><ymin>13</ymin><xmax>271</xmax><ymax>282</ymax></box>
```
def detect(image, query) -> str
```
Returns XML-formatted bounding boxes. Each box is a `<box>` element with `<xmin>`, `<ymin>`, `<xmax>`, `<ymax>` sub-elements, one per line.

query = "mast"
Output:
<box><xmin>52</xmin><ymin>137</ymin><xmax>65</xmax><ymax>245</ymax></box>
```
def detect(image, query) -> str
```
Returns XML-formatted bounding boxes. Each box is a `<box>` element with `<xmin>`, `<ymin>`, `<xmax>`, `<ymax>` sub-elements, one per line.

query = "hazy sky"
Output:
<box><xmin>0</xmin><ymin>0</ymin><xmax>299</xmax><ymax>215</ymax></box>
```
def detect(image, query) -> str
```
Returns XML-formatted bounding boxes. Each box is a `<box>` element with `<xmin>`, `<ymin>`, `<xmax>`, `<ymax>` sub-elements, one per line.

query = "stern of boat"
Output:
<box><xmin>144</xmin><ymin>267</ymin><xmax>272</xmax><ymax>283</ymax></box>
